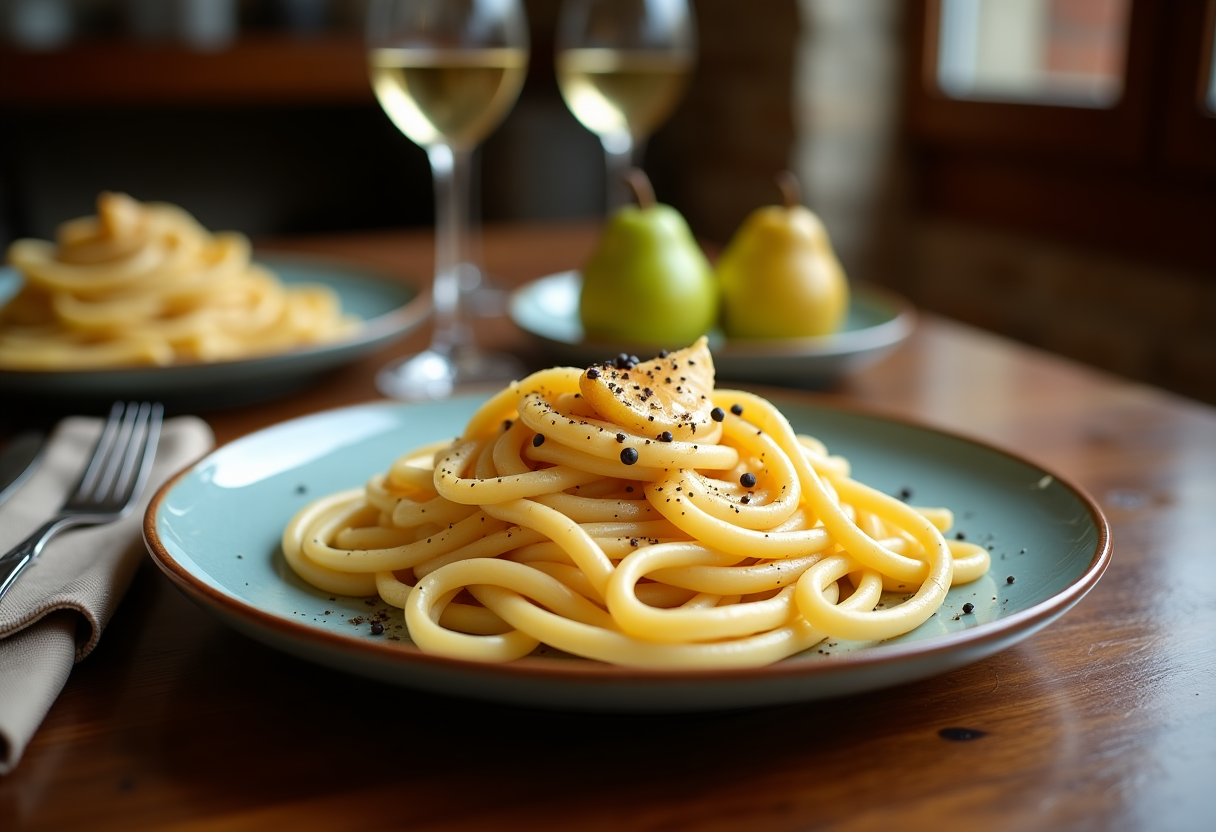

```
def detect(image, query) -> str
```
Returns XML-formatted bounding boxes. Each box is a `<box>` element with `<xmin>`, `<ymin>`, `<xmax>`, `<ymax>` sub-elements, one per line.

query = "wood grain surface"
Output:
<box><xmin>1</xmin><ymin>224</ymin><xmax>1213</xmax><ymax>831</ymax></box>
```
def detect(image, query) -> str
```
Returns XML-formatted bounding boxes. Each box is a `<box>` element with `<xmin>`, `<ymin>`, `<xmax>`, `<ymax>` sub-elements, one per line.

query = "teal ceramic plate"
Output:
<box><xmin>509</xmin><ymin>271</ymin><xmax>915</xmax><ymax>385</ymax></box>
<box><xmin>0</xmin><ymin>254</ymin><xmax>429</xmax><ymax>409</ymax></box>
<box><xmin>145</xmin><ymin>395</ymin><xmax>1110</xmax><ymax>713</ymax></box>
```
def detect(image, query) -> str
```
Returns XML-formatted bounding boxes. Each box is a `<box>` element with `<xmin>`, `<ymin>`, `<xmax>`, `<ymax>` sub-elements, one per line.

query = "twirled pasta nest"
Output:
<box><xmin>0</xmin><ymin>192</ymin><xmax>357</xmax><ymax>370</ymax></box>
<box><xmin>283</xmin><ymin>339</ymin><xmax>991</xmax><ymax>669</ymax></box>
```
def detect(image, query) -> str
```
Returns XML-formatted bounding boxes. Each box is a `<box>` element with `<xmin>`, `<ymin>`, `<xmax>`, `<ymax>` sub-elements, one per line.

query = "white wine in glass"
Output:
<box><xmin>556</xmin><ymin>0</ymin><xmax>696</xmax><ymax>211</ymax></box>
<box><xmin>367</xmin><ymin>0</ymin><xmax>529</xmax><ymax>400</ymax></box>
<box><xmin>369</xmin><ymin>47</ymin><xmax>528</xmax><ymax>154</ymax></box>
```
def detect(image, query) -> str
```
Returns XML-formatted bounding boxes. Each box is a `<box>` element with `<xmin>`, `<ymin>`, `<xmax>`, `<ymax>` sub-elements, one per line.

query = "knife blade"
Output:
<box><xmin>0</xmin><ymin>431</ymin><xmax>46</xmax><ymax>509</ymax></box>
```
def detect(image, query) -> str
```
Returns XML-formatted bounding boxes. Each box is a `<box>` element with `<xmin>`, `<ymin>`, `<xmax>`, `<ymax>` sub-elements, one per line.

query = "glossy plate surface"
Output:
<box><xmin>509</xmin><ymin>271</ymin><xmax>915</xmax><ymax>385</ymax></box>
<box><xmin>145</xmin><ymin>395</ymin><xmax>1110</xmax><ymax>713</ymax></box>
<box><xmin>0</xmin><ymin>254</ymin><xmax>429</xmax><ymax>408</ymax></box>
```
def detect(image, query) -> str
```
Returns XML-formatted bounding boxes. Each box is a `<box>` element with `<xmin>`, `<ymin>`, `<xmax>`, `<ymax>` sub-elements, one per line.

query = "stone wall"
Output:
<box><xmin>904</xmin><ymin>219</ymin><xmax>1216</xmax><ymax>405</ymax></box>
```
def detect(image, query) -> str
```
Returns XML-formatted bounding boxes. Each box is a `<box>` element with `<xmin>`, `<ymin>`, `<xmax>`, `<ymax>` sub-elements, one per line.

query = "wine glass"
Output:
<box><xmin>367</xmin><ymin>0</ymin><xmax>529</xmax><ymax>400</ymax></box>
<box><xmin>555</xmin><ymin>0</ymin><xmax>696</xmax><ymax>212</ymax></box>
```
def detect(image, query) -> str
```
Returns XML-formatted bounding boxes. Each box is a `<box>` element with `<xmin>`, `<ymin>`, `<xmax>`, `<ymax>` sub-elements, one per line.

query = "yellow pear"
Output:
<box><xmin>716</xmin><ymin>172</ymin><xmax>848</xmax><ymax>339</ymax></box>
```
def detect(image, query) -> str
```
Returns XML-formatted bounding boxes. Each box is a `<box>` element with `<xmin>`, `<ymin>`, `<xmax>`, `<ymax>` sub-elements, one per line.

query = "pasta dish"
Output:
<box><xmin>0</xmin><ymin>192</ymin><xmax>357</xmax><ymax>370</ymax></box>
<box><xmin>283</xmin><ymin>338</ymin><xmax>990</xmax><ymax>668</ymax></box>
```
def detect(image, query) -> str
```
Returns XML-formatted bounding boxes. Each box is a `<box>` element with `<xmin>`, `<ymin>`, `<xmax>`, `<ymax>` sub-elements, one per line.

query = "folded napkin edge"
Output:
<box><xmin>0</xmin><ymin>600</ymin><xmax>96</xmax><ymax>661</ymax></box>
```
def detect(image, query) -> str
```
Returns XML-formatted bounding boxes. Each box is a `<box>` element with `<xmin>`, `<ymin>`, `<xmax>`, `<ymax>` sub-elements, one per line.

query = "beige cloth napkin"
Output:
<box><xmin>0</xmin><ymin>414</ymin><xmax>214</xmax><ymax>775</ymax></box>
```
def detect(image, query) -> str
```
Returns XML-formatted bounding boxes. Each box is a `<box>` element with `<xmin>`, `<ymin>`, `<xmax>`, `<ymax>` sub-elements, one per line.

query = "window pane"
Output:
<box><xmin>937</xmin><ymin>0</ymin><xmax>1131</xmax><ymax>108</ymax></box>
<box><xmin>1208</xmin><ymin>15</ymin><xmax>1216</xmax><ymax>114</ymax></box>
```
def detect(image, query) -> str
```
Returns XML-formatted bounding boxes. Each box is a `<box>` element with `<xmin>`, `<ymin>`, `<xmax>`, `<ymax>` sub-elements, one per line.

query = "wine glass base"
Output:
<box><xmin>376</xmin><ymin>347</ymin><xmax>525</xmax><ymax>401</ymax></box>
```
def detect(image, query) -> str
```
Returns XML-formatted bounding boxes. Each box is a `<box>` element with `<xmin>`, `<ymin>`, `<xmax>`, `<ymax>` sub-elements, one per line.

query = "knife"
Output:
<box><xmin>0</xmin><ymin>431</ymin><xmax>46</xmax><ymax>509</ymax></box>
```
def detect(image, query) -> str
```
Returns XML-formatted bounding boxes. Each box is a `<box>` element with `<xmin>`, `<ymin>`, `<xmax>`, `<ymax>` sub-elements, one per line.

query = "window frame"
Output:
<box><xmin>1163</xmin><ymin>0</ymin><xmax>1216</xmax><ymax>175</ymax></box>
<box><xmin>903</xmin><ymin>0</ymin><xmax>1216</xmax><ymax>272</ymax></box>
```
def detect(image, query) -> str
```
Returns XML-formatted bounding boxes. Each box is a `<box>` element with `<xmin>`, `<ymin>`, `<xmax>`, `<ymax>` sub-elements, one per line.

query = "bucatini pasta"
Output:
<box><xmin>0</xmin><ymin>192</ymin><xmax>357</xmax><ymax>370</ymax></box>
<box><xmin>283</xmin><ymin>338</ymin><xmax>990</xmax><ymax>668</ymax></box>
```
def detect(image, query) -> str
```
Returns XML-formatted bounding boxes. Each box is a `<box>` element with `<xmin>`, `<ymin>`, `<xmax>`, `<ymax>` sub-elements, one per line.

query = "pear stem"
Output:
<box><xmin>775</xmin><ymin>170</ymin><xmax>802</xmax><ymax>208</ymax></box>
<box><xmin>624</xmin><ymin>168</ymin><xmax>656</xmax><ymax>210</ymax></box>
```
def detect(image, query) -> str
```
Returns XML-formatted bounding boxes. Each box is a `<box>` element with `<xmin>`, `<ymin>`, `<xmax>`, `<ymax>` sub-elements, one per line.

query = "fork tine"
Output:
<box><xmin>67</xmin><ymin>402</ymin><xmax>163</xmax><ymax>510</ymax></box>
<box><xmin>72</xmin><ymin>401</ymin><xmax>125</xmax><ymax>502</ymax></box>
<box><xmin>112</xmin><ymin>403</ymin><xmax>162</xmax><ymax>506</ymax></box>
<box><xmin>89</xmin><ymin>402</ymin><xmax>140</xmax><ymax>506</ymax></box>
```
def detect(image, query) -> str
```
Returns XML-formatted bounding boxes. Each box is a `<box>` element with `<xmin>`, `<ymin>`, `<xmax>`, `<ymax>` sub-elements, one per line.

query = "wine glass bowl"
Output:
<box><xmin>556</xmin><ymin>0</ymin><xmax>696</xmax><ymax>210</ymax></box>
<box><xmin>366</xmin><ymin>0</ymin><xmax>529</xmax><ymax>400</ymax></box>
<box><xmin>368</xmin><ymin>39</ymin><xmax>527</xmax><ymax>154</ymax></box>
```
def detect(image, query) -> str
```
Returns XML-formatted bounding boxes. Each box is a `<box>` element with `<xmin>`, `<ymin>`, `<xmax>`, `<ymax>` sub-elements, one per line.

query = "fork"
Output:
<box><xmin>0</xmin><ymin>401</ymin><xmax>163</xmax><ymax>605</ymax></box>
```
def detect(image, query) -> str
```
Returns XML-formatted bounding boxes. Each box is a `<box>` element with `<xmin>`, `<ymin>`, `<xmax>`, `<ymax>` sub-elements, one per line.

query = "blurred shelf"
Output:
<box><xmin>0</xmin><ymin>34</ymin><xmax>375</xmax><ymax>107</ymax></box>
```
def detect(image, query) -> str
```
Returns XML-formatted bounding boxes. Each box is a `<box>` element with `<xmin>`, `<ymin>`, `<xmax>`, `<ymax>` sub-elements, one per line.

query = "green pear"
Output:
<box><xmin>717</xmin><ymin>171</ymin><xmax>849</xmax><ymax>339</ymax></box>
<box><xmin>579</xmin><ymin>170</ymin><xmax>718</xmax><ymax>346</ymax></box>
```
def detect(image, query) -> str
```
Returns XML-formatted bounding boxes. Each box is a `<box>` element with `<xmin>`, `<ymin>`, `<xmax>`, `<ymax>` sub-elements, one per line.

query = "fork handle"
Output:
<box><xmin>0</xmin><ymin>516</ymin><xmax>77</xmax><ymax>604</ymax></box>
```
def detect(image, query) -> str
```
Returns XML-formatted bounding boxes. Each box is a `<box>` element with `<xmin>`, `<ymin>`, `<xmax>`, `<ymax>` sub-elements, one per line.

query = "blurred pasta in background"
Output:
<box><xmin>0</xmin><ymin>192</ymin><xmax>357</xmax><ymax>370</ymax></box>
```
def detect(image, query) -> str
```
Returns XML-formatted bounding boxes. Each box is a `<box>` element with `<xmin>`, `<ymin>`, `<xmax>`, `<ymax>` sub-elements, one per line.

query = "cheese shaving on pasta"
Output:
<box><xmin>0</xmin><ymin>192</ymin><xmax>357</xmax><ymax>370</ymax></box>
<box><xmin>283</xmin><ymin>338</ymin><xmax>991</xmax><ymax>668</ymax></box>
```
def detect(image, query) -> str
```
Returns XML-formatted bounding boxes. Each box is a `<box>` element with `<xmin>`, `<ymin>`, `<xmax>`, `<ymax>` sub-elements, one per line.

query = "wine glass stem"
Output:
<box><xmin>601</xmin><ymin>132</ymin><xmax>635</xmax><ymax>213</ymax></box>
<box><xmin>426</xmin><ymin>142</ymin><xmax>472</xmax><ymax>357</ymax></box>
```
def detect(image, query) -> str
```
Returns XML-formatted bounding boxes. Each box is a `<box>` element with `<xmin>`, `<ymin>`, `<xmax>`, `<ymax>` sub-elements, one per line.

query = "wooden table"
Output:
<box><xmin>2</xmin><ymin>224</ymin><xmax>1214</xmax><ymax>831</ymax></box>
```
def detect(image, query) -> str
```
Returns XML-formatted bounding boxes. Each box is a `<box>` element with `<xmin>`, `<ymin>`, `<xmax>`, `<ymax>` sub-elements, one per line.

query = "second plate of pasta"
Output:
<box><xmin>144</xmin><ymin>378</ymin><xmax>1110</xmax><ymax>713</ymax></box>
<box><xmin>0</xmin><ymin>254</ymin><xmax>428</xmax><ymax>408</ymax></box>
